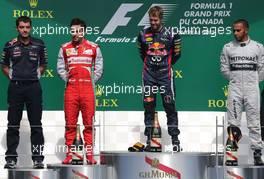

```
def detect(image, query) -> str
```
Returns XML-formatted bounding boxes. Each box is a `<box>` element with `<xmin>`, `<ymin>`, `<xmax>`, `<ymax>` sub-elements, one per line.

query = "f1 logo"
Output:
<box><xmin>101</xmin><ymin>3</ymin><xmax>177</xmax><ymax>34</ymax></box>
<box><xmin>102</xmin><ymin>4</ymin><xmax>143</xmax><ymax>34</ymax></box>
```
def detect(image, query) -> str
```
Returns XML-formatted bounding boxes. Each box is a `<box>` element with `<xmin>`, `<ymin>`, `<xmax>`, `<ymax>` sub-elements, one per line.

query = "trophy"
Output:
<box><xmin>150</xmin><ymin>112</ymin><xmax>162</xmax><ymax>152</ymax></box>
<box><xmin>225</xmin><ymin>125</ymin><xmax>242</xmax><ymax>166</ymax></box>
<box><xmin>71</xmin><ymin>124</ymin><xmax>84</xmax><ymax>165</ymax></box>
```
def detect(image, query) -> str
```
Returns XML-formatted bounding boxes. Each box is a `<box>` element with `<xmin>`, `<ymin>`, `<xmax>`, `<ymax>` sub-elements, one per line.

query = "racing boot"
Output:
<box><xmin>86</xmin><ymin>154</ymin><xmax>97</xmax><ymax>165</ymax></box>
<box><xmin>4</xmin><ymin>160</ymin><xmax>17</xmax><ymax>169</ymax></box>
<box><xmin>144</xmin><ymin>139</ymin><xmax>151</xmax><ymax>152</ymax></box>
<box><xmin>254</xmin><ymin>149</ymin><xmax>264</xmax><ymax>166</ymax></box>
<box><xmin>62</xmin><ymin>152</ymin><xmax>72</xmax><ymax>164</ymax></box>
<box><xmin>33</xmin><ymin>160</ymin><xmax>44</xmax><ymax>169</ymax></box>
<box><xmin>172</xmin><ymin>137</ymin><xmax>182</xmax><ymax>152</ymax></box>
<box><xmin>86</xmin><ymin>145</ymin><xmax>97</xmax><ymax>165</ymax></box>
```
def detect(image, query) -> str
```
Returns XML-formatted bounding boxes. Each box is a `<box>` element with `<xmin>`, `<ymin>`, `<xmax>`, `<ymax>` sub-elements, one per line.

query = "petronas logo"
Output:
<box><xmin>222</xmin><ymin>85</ymin><xmax>228</xmax><ymax>97</ymax></box>
<box><xmin>29</xmin><ymin>0</ymin><xmax>38</xmax><ymax>8</ymax></box>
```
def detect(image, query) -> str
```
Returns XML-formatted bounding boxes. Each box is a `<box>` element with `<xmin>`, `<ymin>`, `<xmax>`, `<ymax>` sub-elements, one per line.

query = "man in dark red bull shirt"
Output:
<box><xmin>137</xmin><ymin>6</ymin><xmax>181</xmax><ymax>152</ymax></box>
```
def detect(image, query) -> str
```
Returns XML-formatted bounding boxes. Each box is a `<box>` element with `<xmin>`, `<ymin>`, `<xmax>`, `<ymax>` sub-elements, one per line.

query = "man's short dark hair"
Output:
<box><xmin>16</xmin><ymin>16</ymin><xmax>32</xmax><ymax>27</ymax></box>
<box><xmin>148</xmin><ymin>6</ymin><xmax>163</xmax><ymax>20</ymax></box>
<box><xmin>70</xmin><ymin>18</ymin><xmax>87</xmax><ymax>29</ymax></box>
<box><xmin>233</xmin><ymin>19</ymin><xmax>249</xmax><ymax>29</ymax></box>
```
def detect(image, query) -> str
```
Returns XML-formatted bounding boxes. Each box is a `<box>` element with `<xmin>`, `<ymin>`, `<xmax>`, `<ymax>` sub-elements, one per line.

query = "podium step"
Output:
<box><xmin>11</xmin><ymin>153</ymin><xmax>262</xmax><ymax>179</ymax></box>
<box><xmin>101</xmin><ymin>151</ymin><xmax>215</xmax><ymax>179</ymax></box>
<box><xmin>7</xmin><ymin>168</ymin><xmax>58</xmax><ymax>179</ymax></box>
<box><xmin>208</xmin><ymin>166</ymin><xmax>264</xmax><ymax>179</ymax></box>
<box><xmin>47</xmin><ymin>164</ymin><xmax>107</xmax><ymax>179</ymax></box>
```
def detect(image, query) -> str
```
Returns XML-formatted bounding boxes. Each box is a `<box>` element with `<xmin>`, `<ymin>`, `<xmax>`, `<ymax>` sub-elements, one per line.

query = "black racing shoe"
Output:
<box><xmin>144</xmin><ymin>140</ymin><xmax>151</xmax><ymax>152</ymax></box>
<box><xmin>144</xmin><ymin>145</ymin><xmax>152</xmax><ymax>152</ymax></box>
<box><xmin>4</xmin><ymin>160</ymin><xmax>17</xmax><ymax>169</ymax></box>
<box><xmin>33</xmin><ymin>160</ymin><xmax>44</xmax><ymax>169</ymax></box>
<box><xmin>254</xmin><ymin>149</ymin><xmax>264</xmax><ymax>166</ymax></box>
<box><xmin>172</xmin><ymin>141</ymin><xmax>182</xmax><ymax>152</ymax></box>
<box><xmin>172</xmin><ymin>140</ymin><xmax>182</xmax><ymax>152</ymax></box>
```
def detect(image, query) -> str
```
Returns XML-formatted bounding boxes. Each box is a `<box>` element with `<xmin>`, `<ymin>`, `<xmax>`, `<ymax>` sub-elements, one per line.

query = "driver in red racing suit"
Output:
<box><xmin>57</xmin><ymin>18</ymin><xmax>103</xmax><ymax>164</ymax></box>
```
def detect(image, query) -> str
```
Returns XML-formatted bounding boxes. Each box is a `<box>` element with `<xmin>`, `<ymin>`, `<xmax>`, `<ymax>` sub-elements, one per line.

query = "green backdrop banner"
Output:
<box><xmin>0</xmin><ymin>0</ymin><xmax>264</xmax><ymax>111</ymax></box>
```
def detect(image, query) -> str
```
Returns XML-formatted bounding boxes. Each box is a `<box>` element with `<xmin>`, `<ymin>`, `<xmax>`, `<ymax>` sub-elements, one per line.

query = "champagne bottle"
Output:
<box><xmin>150</xmin><ymin>112</ymin><xmax>162</xmax><ymax>152</ymax></box>
<box><xmin>71</xmin><ymin>124</ymin><xmax>84</xmax><ymax>165</ymax></box>
<box><xmin>225</xmin><ymin>127</ymin><xmax>238</xmax><ymax>166</ymax></box>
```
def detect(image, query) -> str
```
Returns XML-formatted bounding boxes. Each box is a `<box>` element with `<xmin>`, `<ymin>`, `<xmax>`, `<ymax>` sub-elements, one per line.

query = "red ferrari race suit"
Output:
<box><xmin>57</xmin><ymin>39</ymin><xmax>103</xmax><ymax>164</ymax></box>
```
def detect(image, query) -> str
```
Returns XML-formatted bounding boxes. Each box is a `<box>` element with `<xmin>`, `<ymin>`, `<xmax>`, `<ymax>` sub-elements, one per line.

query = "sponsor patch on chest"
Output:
<box><xmin>83</xmin><ymin>49</ymin><xmax>93</xmax><ymax>55</ymax></box>
<box><xmin>66</xmin><ymin>48</ymin><xmax>78</xmax><ymax>56</ymax></box>
<box><xmin>12</xmin><ymin>47</ymin><xmax>22</xmax><ymax>57</ymax></box>
<box><xmin>29</xmin><ymin>51</ymin><xmax>38</xmax><ymax>57</ymax></box>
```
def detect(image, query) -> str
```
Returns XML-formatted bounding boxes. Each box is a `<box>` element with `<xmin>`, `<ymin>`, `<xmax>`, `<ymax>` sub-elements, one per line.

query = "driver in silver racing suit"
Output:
<box><xmin>220</xmin><ymin>19</ymin><xmax>264</xmax><ymax>165</ymax></box>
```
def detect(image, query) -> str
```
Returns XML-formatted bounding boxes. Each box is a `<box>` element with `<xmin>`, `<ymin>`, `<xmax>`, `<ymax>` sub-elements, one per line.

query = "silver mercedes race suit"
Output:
<box><xmin>220</xmin><ymin>38</ymin><xmax>264</xmax><ymax>150</ymax></box>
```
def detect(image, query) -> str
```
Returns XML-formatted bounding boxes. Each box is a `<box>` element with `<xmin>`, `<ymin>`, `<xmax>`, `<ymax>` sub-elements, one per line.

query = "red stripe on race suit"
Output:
<box><xmin>64</xmin><ymin>54</ymin><xmax>94</xmax><ymax>58</ymax></box>
<box><xmin>227</xmin><ymin>170</ymin><xmax>244</xmax><ymax>179</ymax></box>
<box><xmin>168</xmin><ymin>49</ymin><xmax>172</xmax><ymax>80</ymax></box>
<box><xmin>142</xmin><ymin>56</ymin><xmax>147</xmax><ymax>79</ymax></box>
<box><xmin>143</xmin><ymin>56</ymin><xmax>147</xmax><ymax>71</ymax></box>
<box><xmin>145</xmin><ymin>156</ymin><xmax>181</xmax><ymax>179</ymax></box>
<box><xmin>226</xmin><ymin>151</ymin><xmax>238</xmax><ymax>161</ymax></box>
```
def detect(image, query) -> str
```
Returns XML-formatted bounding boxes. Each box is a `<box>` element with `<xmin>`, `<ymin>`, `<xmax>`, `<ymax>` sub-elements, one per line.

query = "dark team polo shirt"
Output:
<box><xmin>1</xmin><ymin>37</ymin><xmax>48</xmax><ymax>80</ymax></box>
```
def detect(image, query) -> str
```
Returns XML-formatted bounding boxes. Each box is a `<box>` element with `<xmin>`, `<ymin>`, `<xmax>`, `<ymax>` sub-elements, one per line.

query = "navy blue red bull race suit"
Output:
<box><xmin>138</xmin><ymin>26</ymin><xmax>181</xmax><ymax>146</ymax></box>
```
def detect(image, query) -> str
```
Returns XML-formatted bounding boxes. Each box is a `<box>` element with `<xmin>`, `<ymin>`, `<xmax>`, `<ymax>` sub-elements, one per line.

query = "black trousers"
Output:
<box><xmin>5</xmin><ymin>80</ymin><xmax>44</xmax><ymax>162</ymax></box>
<box><xmin>143</xmin><ymin>73</ymin><xmax>180</xmax><ymax>143</ymax></box>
